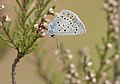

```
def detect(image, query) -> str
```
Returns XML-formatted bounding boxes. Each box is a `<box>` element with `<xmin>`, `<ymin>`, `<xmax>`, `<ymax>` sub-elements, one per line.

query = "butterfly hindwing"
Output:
<box><xmin>48</xmin><ymin>10</ymin><xmax>86</xmax><ymax>36</ymax></box>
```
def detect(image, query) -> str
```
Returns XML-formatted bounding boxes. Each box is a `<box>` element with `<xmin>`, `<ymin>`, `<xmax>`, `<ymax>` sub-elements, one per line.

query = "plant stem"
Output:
<box><xmin>113</xmin><ymin>37</ymin><xmax>120</xmax><ymax>82</ymax></box>
<box><xmin>36</xmin><ymin>57</ymin><xmax>53</xmax><ymax>84</ymax></box>
<box><xmin>113</xmin><ymin>0</ymin><xmax>120</xmax><ymax>83</ymax></box>
<box><xmin>11</xmin><ymin>52</ymin><xmax>25</xmax><ymax>84</ymax></box>
<box><xmin>38</xmin><ymin>67</ymin><xmax>53</xmax><ymax>84</ymax></box>
<box><xmin>2</xmin><ymin>25</ymin><xmax>18</xmax><ymax>50</ymax></box>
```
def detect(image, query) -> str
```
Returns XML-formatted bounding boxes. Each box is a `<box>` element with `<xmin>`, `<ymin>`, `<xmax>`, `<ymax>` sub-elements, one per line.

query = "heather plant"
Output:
<box><xmin>0</xmin><ymin>4</ymin><xmax>8</xmax><ymax>61</ymax></box>
<box><xmin>0</xmin><ymin>0</ymin><xmax>120</xmax><ymax>84</ymax></box>
<box><xmin>32</xmin><ymin>0</ymin><xmax>120</xmax><ymax>84</ymax></box>
<box><xmin>0</xmin><ymin>0</ymin><xmax>57</xmax><ymax>84</ymax></box>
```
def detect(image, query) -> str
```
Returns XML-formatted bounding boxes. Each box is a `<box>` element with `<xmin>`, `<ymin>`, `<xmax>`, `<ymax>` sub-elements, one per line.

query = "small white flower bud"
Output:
<box><xmin>109</xmin><ymin>14</ymin><xmax>114</xmax><ymax>20</ymax></box>
<box><xmin>54</xmin><ymin>12</ymin><xmax>59</xmax><ymax>16</ymax></box>
<box><xmin>70</xmin><ymin>63</ymin><xmax>75</xmax><ymax>69</ymax></box>
<box><xmin>114</xmin><ymin>54</ymin><xmax>120</xmax><ymax>61</ymax></box>
<box><xmin>1</xmin><ymin>4</ymin><xmax>5</xmax><ymax>9</ymax></box>
<box><xmin>76</xmin><ymin>80</ymin><xmax>81</xmax><ymax>84</ymax></box>
<box><xmin>45</xmin><ymin>19</ymin><xmax>50</xmax><ymax>23</ymax></box>
<box><xmin>34</xmin><ymin>24</ymin><xmax>39</xmax><ymax>29</ymax></box>
<box><xmin>87</xmin><ymin>61</ymin><xmax>93</xmax><ymax>67</ymax></box>
<box><xmin>43</xmin><ymin>15</ymin><xmax>47</xmax><ymax>19</ymax></box>
<box><xmin>108</xmin><ymin>0</ymin><xmax>114</xmax><ymax>4</ymax></box>
<box><xmin>0</xmin><ymin>21</ymin><xmax>2</xmax><ymax>27</ymax></box>
<box><xmin>3</xmin><ymin>15</ymin><xmax>11</xmax><ymax>22</ymax></box>
<box><xmin>84</xmin><ymin>75</ymin><xmax>90</xmax><ymax>80</ymax></box>
<box><xmin>54</xmin><ymin>49</ymin><xmax>60</xmax><ymax>55</ymax></box>
<box><xmin>70</xmin><ymin>68</ymin><xmax>75</xmax><ymax>74</ymax></box>
<box><xmin>113</xmin><ymin>8</ymin><xmax>117</xmax><ymax>13</ymax></box>
<box><xmin>0</xmin><ymin>4</ymin><xmax>5</xmax><ymax>10</ymax></box>
<box><xmin>103</xmin><ymin>3</ymin><xmax>108</xmax><ymax>10</ymax></box>
<box><xmin>49</xmin><ymin>8</ymin><xmax>53</xmax><ymax>11</ymax></box>
<box><xmin>66</xmin><ymin>74</ymin><xmax>72</xmax><ymax>79</ymax></box>
<box><xmin>107</xmin><ymin>43</ymin><xmax>112</xmax><ymax>49</ymax></box>
<box><xmin>41</xmin><ymin>32</ymin><xmax>46</xmax><ymax>37</ymax></box>
<box><xmin>92</xmin><ymin>78</ymin><xmax>97</xmax><ymax>83</ymax></box>
<box><xmin>49</xmin><ymin>8</ymin><xmax>54</xmax><ymax>14</ymax></box>
<box><xmin>64</xmin><ymin>79</ymin><xmax>70</xmax><ymax>84</ymax></box>
<box><xmin>71</xmin><ymin>77</ymin><xmax>77</xmax><ymax>83</ymax></box>
<box><xmin>41</xmin><ymin>29</ymin><xmax>45</xmax><ymax>32</ymax></box>
<box><xmin>43</xmin><ymin>22</ymin><xmax>48</xmax><ymax>27</ymax></box>
<box><xmin>105</xmin><ymin>59</ymin><xmax>111</xmax><ymax>64</ymax></box>
<box><xmin>65</xmin><ymin>49</ymin><xmax>71</xmax><ymax>54</ymax></box>
<box><xmin>114</xmin><ymin>26</ymin><xmax>119</xmax><ymax>33</ymax></box>
<box><xmin>74</xmin><ymin>72</ymin><xmax>79</xmax><ymax>77</ymax></box>
<box><xmin>107</xmin><ymin>7</ymin><xmax>113</xmax><ymax>12</ymax></box>
<box><xmin>112</xmin><ymin>19</ymin><xmax>119</xmax><ymax>26</ymax></box>
<box><xmin>105</xmin><ymin>80</ymin><xmax>112</xmax><ymax>84</ymax></box>
<box><xmin>52</xmin><ymin>0</ymin><xmax>56</xmax><ymax>1</ymax></box>
<box><xmin>6</xmin><ymin>16</ymin><xmax>11</xmax><ymax>22</ymax></box>
<box><xmin>90</xmin><ymin>72</ymin><xmax>96</xmax><ymax>78</ymax></box>
<box><xmin>114</xmin><ymin>14</ymin><xmax>119</xmax><ymax>19</ymax></box>
<box><xmin>67</xmin><ymin>54</ymin><xmax>73</xmax><ymax>59</ymax></box>
<box><xmin>115</xmin><ymin>80</ymin><xmax>120</xmax><ymax>84</ymax></box>
<box><xmin>78</xmin><ymin>47</ymin><xmax>89</xmax><ymax>56</ymax></box>
<box><xmin>39</xmin><ymin>27</ymin><xmax>42</xmax><ymax>30</ymax></box>
<box><xmin>112</xmin><ymin>1</ymin><xmax>118</xmax><ymax>7</ymax></box>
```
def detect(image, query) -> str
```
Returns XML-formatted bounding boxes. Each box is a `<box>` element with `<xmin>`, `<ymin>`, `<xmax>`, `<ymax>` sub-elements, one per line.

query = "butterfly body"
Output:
<box><xmin>48</xmin><ymin>10</ymin><xmax>86</xmax><ymax>37</ymax></box>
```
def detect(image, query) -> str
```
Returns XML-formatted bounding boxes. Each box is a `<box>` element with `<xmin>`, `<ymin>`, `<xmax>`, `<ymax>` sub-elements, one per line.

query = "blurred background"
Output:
<box><xmin>0</xmin><ymin>0</ymin><xmax>107</xmax><ymax>84</ymax></box>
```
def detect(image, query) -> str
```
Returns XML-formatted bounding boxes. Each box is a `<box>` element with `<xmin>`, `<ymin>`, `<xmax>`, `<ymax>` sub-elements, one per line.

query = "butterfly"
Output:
<box><xmin>47</xmin><ymin>10</ymin><xmax>86</xmax><ymax>37</ymax></box>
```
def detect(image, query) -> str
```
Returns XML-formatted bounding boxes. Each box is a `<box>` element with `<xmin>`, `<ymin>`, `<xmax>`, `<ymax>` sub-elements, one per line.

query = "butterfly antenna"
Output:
<box><xmin>55</xmin><ymin>36</ymin><xmax>59</xmax><ymax>49</ymax></box>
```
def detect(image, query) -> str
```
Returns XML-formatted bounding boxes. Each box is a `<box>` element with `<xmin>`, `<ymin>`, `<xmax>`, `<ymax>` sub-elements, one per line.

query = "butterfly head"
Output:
<box><xmin>51</xmin><ymin>34</ymin><xmax>55</xmax><ymax>37</ymax></box>
<box><xmin>48</xmin><ymin>23</ymin><xmax>56</xmax><ymax>37</ymax></box>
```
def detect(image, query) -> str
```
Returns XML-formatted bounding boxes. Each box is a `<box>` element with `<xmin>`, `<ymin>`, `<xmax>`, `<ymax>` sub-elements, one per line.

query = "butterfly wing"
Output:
<box><xmin>48</xmin><ymin>10</ymin><xmax>86</xmax><ymax>36</ymax></box>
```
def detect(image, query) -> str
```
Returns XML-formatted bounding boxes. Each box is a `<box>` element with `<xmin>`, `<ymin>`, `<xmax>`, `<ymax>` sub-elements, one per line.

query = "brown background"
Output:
<box><xmin>0</xmin><ymin>0</ymin><xmax>106</xmax><ymax>84</ymax></box>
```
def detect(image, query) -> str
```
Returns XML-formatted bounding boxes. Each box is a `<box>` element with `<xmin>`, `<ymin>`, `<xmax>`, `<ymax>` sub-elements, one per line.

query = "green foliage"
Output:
<box><xmin>0</xmin><ymin>0</ymin><xmax>54</xmax><ymax>55</ymax></box>
<box><xmin>0</xmin><ymin>35</ymin><xmax>8</xmax><ymax>41</ymax></box>
<box><xmin>16</xmin><ymin>0</ymin><xmax>24</xmax><ymax>11</ymax></box>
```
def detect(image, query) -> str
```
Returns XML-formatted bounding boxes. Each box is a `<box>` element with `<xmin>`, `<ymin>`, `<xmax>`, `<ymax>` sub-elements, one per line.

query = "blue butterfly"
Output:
<box><xmin>48</xmin><ymin>10</ymin><xmax>86</xmax><ymax>37</ymax></box>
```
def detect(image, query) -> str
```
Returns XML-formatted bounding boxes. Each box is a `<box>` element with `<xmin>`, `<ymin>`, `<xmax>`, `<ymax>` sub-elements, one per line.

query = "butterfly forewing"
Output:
<box><xmin>48</xmin><ymin>10</ymin><xmax>86</xmax><ymax>36</ymax></box>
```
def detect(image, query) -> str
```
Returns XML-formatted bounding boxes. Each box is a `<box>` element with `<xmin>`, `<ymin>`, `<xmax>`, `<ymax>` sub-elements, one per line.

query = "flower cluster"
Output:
<box><xmin>103</xmin><ymin>0</ymin><xmax>120</xmax><ymax>83</ymax></box>
<box><xmin>78</xmin><ymin>47</ymin><xmax>97</xmax><ymax>83</ymax></box>
<box><xmin>0</xmin><ymin>4</ymin><xmax>5</xmax><ymax>10</ymax></box>
<box><xmin>84</xmin><ymin>71</ymin><xmax>97</xmax><ymax>84</ymax></box>
<box><xmin>55</xmin><ymin>47</ymin><xmax>81</xmax><ymax>84</ymax></box>
<box><xmin>34</xmin><ymin>7</ymin><xmax>58</xmax><ymax>38</ymax></box>
<box><xmin>55</xmin><ymin>48</ymin><xmax>74</xmax><ymax>63</ymax></box>
<box><xmin>64</xmin><ymin>63</ymin><xmax>81</xmax><ymax>84</ymax></box>
<box><xmin>103</xmin><ymin>0</ymin><xmax>120</xmax><ymax>39</ymax></box>
<box><xmin>0</xmin><ymin>5</ymin><xmax>11</xmax><ymax>27</ymax></box>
